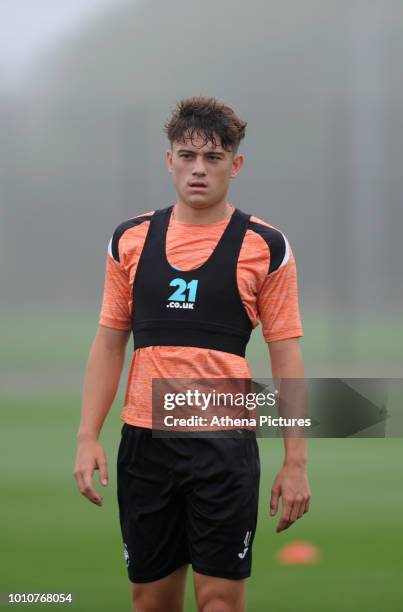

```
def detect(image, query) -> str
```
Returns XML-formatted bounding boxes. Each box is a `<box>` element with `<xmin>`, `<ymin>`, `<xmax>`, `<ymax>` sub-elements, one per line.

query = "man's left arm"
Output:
<box><xmin>253</xmin><ymin>227</ymin><xmax>310</xmax><ymax>532</ymax></box>
<box><xmin>268</xmin><ymin>337</ymin><xmax>311</xmax><ymax>533</ymax></box>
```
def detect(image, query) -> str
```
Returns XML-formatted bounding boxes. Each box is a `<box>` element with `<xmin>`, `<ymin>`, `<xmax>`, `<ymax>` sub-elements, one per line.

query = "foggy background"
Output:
<box><xmin>2</xmin><ymin>4</ymin><xmax>403</xmax><ymax>612</ymax></box>
<box><xmin>1</xmin><ymin>0</ymin><xmax>402</xmax><ymax>380</ymax></box>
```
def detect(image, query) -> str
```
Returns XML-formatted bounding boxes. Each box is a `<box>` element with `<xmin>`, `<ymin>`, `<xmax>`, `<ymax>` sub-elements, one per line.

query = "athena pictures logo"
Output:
<box><xmin>166</xmin><ymin>277</ymin><xmax>198</xmax><ymax>309</ymax></box>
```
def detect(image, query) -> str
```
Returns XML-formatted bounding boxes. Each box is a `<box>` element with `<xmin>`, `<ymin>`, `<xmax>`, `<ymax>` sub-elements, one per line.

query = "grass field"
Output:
<box><xmin>1</xmin><ymin>394</ymin><xmax>402</xmax><ymax>611</ymax></box>
<box><xmin>1</xmin><ymin>308</ymin><xmax>402</xmax><ymax>611</ymax></box>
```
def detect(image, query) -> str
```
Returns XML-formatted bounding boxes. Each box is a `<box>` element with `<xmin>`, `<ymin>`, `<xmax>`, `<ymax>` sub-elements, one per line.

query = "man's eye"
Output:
<box><xmin>180</xmin><ymin>154</ymin><xmax>192</xmax><ymax>159</ymax></box>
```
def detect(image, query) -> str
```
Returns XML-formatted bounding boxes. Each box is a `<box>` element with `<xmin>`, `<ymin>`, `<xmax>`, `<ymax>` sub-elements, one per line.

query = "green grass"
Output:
<box><xmin>1</xmin><ymin>395</ymin><xmax>402</xmax><ymax>611</ymax></box>
<box><xmin>1</xmin><ymin>307</ymin><xmax>402</xmax><ymax>610</ymax></box>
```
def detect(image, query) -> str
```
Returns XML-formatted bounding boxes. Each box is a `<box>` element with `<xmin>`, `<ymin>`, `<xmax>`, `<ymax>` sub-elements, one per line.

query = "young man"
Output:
<box><xmin>74</xmin><ymin>96</ymin><xmax>311</xmax><ymax>612</ymax></box>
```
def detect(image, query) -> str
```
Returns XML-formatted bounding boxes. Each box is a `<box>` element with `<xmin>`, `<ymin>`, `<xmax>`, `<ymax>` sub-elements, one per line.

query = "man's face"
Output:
<box><xmin>166</xmin><ymin>132</ymin><xmax>244</xmax><ymax>210</ymax></box>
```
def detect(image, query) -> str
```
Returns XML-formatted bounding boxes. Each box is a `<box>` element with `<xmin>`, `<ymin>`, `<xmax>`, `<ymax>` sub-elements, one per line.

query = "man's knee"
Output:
<box><xmin>198</xmin><ymin>598</ymin><xmax>234</xmax><ymax>612</ymax></box>
<box><xmin>131</xmin><ymin>589</ymin><xmax>161</xmax><ymax>612</ymax></box>
<box><xmin>132</xmin><ymin>589</ymin><xmax>178</xmax><ymax>612</ymax></box>
<box><xmin>195</xmin><ymin>579</ymin><xmax>245</xmax><ymax>612</ymax></box>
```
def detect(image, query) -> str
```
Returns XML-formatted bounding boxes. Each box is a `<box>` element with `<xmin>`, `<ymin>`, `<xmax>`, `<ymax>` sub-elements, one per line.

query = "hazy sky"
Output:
<box><xmin>0</xmin><ymin>0</ymin><xmax>126</xmax><ymax>87</ymax></box>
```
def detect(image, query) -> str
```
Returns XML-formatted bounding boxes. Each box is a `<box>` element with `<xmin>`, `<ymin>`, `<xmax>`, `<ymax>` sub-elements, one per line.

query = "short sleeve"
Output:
<box><xmin>257</xmin><ymin>241</ymin><xmax>303</xmax><ymax>343</ymax></box>
<box><xmin>98</xmin><ymin>239</ymin><xmax>132</xmax><ymax>330</ymax></box>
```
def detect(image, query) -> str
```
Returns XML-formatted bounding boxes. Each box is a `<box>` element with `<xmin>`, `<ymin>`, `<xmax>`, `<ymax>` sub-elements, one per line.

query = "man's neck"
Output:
<box><xmin>172</xmin><ymin>201</ymin><xmax>233</xmax><ymax>224</ymax></box>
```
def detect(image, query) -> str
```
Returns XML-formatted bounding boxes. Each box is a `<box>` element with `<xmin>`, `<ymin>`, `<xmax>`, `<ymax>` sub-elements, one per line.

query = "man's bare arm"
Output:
<box><xmin>73</xmin><ymin>325</ymin><xmax>131</xmax><ymax>506</ymax></box>
<box><xmin>267</xmin><ymin>337</ymin><xmax>311</xmax><ymax>532</ymax></box>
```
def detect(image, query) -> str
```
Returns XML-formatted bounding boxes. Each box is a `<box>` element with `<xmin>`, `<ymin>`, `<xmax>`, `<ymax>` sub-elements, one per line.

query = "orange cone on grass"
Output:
<box><xmin>276</xmin><ymin>541</ymin><xmax>321</xmax><ymax>565</ymax></box>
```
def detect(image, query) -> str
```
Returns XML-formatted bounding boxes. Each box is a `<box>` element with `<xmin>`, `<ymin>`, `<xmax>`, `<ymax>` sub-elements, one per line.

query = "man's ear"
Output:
<box><xmin>166</xmin><ymin>149</ymin><xmax>173</xmax><ymax>173</ymax></box>
<box><xmin>230</xmin><ymin>154</ymin><xmax>244</xmax><ymax>178</ymax></box>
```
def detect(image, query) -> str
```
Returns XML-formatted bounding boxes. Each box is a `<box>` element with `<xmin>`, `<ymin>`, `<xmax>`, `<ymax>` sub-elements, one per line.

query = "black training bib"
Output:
<box><xmin>131</xmin><ymin>205</ymin><xmax>253</xmax><ymax>357</ymax></box>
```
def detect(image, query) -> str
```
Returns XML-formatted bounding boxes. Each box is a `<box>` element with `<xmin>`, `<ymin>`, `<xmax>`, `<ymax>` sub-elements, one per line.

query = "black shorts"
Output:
<box><xmin>117</xmin><ymin>424</ymin><xmax>260</xmax><ymax>583</ymax></box>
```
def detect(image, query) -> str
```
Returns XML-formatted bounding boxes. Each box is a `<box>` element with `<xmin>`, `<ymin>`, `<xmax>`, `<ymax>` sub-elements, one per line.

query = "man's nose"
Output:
<box><xmin>192</xmin><ymin>157</ymin><xmax>206</xmax><ymax>175</ymax></box>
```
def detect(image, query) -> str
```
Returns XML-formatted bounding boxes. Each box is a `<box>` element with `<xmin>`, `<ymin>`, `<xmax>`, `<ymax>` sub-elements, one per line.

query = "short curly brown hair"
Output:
<box><xmin>164</xmin><ymin>96</ymin><xmax>247</xmax><ymax>153</ymax></box>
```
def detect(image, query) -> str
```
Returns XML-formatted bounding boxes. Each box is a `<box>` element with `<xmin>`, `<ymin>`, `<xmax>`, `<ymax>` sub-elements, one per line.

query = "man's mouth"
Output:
<box><xmin>188</xmin><ymin>182</ymin><xmax>208</xmax><ymax>188</ymax></box>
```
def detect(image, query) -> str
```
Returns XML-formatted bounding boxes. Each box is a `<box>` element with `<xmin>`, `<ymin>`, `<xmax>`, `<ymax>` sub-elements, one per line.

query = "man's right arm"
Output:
<box><xmin>73</xmin><ymin>325</ymin><xmax>131</xmax><ymax>506</ymax></box>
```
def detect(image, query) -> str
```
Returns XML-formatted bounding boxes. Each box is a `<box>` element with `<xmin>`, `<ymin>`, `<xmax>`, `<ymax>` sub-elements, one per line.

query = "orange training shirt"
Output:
<box><xmin>99</xmin><ymin>205</ymin><xmax>303</xmax><ymax>428</ymax></box>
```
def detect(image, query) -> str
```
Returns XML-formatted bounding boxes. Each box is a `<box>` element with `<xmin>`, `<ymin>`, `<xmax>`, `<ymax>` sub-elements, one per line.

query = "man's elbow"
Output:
<box><xmin>268</xmin><ymin>337</ymin><xmax>304</xmax><ymax>378</ymax></box>
<box><xmin>95</xmin><ymin>325</ymin><xmax>132</xmax><ymax>354</ymax></box>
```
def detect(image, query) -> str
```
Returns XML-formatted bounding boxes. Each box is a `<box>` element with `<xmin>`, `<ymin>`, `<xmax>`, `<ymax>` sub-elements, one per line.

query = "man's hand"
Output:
<box><xmin>73</xmin><ymin>440</ymin><xmax>109</xmax><ymax>506</ymax></box>
<box><xmin>269</xmin><ymin>463</ymin><xmax>311</xmax><ymax>533</ymax></box>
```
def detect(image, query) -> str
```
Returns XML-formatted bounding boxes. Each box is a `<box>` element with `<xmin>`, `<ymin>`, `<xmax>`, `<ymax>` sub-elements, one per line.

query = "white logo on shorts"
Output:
<box><xmin>124</xmin><ymin>542</ymin><xmax>130</xmax><ymax>567</ymax></box>
<box><xmin>238</xmin><ymin>530</ymin><xmax>252</xmax><ymax>559</ymax></box>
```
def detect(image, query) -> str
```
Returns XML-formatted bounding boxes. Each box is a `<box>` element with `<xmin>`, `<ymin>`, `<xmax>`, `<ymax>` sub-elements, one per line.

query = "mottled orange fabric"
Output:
<box><xmin>99</xmin><ymin>205</ymin><xmax>303</xmax><ymax>427</ymax></box>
